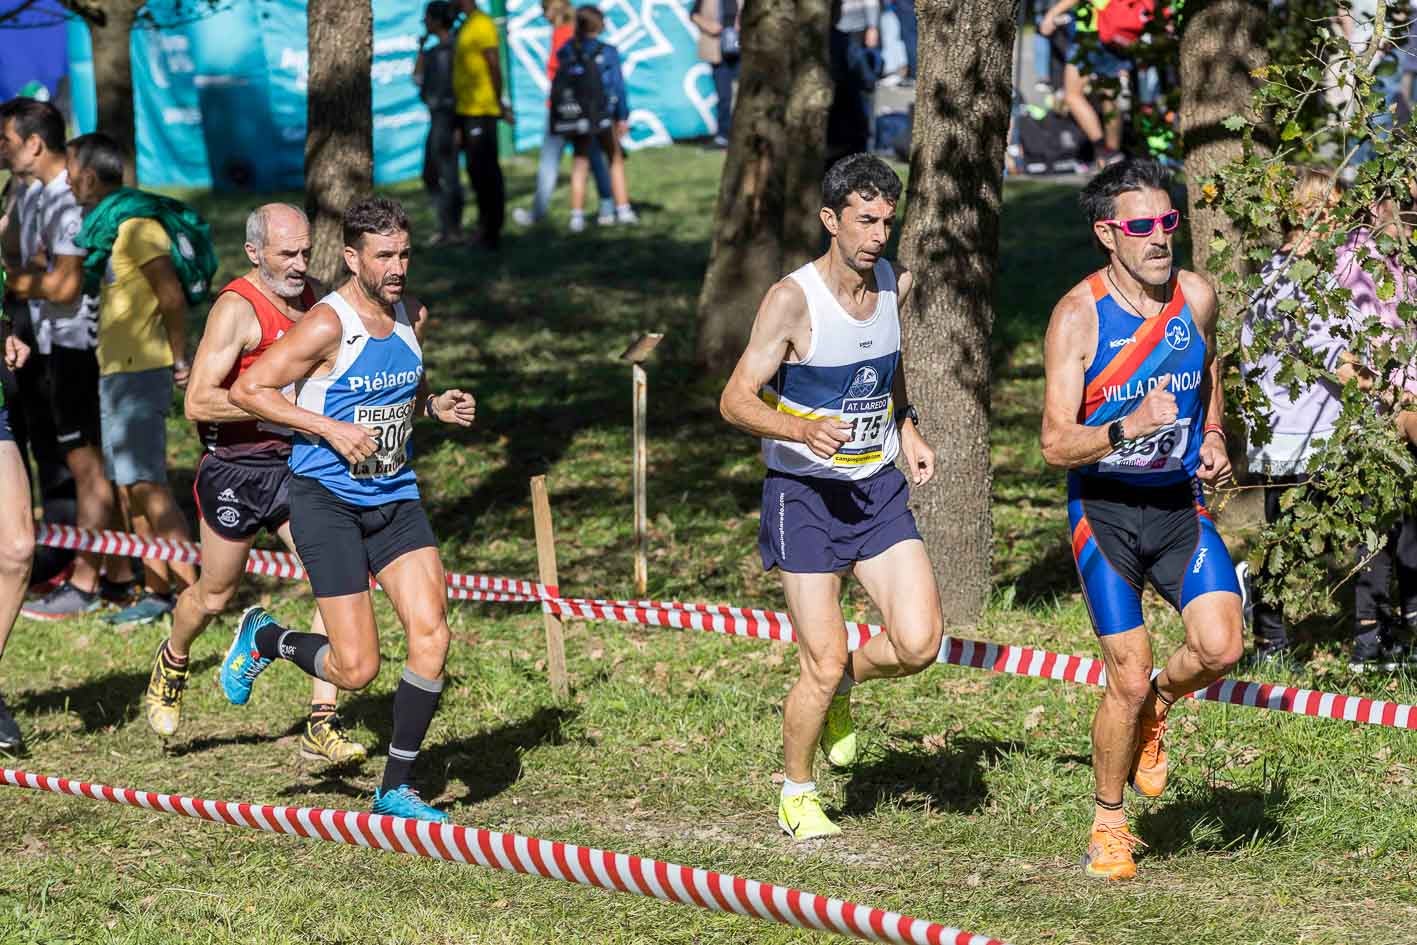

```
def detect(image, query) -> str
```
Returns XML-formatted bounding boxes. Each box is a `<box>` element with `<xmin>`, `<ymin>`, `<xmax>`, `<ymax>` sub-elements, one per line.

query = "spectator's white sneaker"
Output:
<box><xmin>597</xmin><ymin>207</ymin><xmax>616</xmax><ymax>226</ymax></box>
<box><xmin>568</xmin><ymin>213</ymin><xmax>587</xmax><ymax>233</ymax></box>
<box><xmin>512</xmin><ymin>207</ymin><xmax>538</xmax><ymax>227</ymax></box>
<box><xmin>616</xmin><ymin>206</ymin><xmax>640</xmax><ymax>225</ymax></box>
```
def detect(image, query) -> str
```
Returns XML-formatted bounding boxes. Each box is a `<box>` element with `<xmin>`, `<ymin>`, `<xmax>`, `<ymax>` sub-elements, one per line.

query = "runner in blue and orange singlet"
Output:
<box><xmin>1040</xmin><ymin>159</ymin><xmax>1242</xmax><ymax>881</ymax></box>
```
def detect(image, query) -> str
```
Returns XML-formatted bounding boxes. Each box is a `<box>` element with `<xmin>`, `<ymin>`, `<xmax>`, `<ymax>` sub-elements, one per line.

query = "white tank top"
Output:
<box><xmin>759</xmin><ymin>259</ymin><xmax>901</xmax><ymax>481</ymax></box>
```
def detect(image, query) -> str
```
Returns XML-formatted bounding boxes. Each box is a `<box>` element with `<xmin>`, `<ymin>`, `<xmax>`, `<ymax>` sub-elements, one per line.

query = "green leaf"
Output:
<box><xmin>1221</xmin><ymin>115</ymin><xmax>1247</xmax><ymax>132</ymax></box>
<box><xmin>1281</xmin><ymin>121</ymin><xmax>1302</xmax><ymax>141</ymax></box>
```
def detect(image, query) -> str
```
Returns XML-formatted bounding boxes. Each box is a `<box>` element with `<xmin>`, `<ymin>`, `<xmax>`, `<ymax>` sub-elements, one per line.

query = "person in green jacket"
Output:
<box><xmin>65</xmin><ymin>132</ymin><xmax>202</xmax><ymax>626</ymax></box>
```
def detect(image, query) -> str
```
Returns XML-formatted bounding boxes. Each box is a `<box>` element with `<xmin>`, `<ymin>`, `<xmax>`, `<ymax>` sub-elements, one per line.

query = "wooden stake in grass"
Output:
<box><xmin>530</xmin><ymin>475</ymin><xmax>569</xmax><ymax>701</ymax></box>
<box><xmin>619</xmin><ymin>333</ymin><xmax>663</xmax><ymax>597</ymax></box>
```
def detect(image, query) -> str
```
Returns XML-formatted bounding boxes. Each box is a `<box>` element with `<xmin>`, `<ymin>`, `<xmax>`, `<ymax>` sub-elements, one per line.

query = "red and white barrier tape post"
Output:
<box><xmin>35</xmin><ymin>523</ymin><xmax>1417</xmax><ymax>731</ymax></box>
<box><xmin>1</xmin><ymin>768</ymin><xmax>1006</xmax><ymax>945</ymax></box>
<box><xmin>543</xmin><ymin>598</ymin><xmax>1417</xmax><ymax>731</ymax></box>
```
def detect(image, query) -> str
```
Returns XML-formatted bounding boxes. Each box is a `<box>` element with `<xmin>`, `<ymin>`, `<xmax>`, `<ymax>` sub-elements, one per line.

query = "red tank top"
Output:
<box><xmin>198</xmin><ymin>277</ymin><xmax>316</xmax><ymax>459</ymax></box>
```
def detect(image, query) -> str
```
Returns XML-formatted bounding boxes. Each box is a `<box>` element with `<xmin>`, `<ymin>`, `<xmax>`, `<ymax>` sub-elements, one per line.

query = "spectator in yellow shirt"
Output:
<box><xmin>65</xmin><ymin>132</ymin><xmax>198</xmax><ymax>626</ymax></box>
<box><xmin>453</xmin><ymin>0</ymin><xmax>512</xmax><ymax>250</ymax></box>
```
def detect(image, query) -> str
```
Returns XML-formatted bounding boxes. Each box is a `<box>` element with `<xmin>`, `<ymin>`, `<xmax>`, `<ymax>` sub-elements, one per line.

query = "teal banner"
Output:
<box><xmin>68</xmin><ymin>0</ymin><xmax>715</xmax><ymax>189</ymax></box>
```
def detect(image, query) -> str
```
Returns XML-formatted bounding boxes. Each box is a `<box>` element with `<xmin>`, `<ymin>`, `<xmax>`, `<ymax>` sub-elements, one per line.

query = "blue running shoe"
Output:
<box><xmin>372</xmin><ymin>785</ymin><xmax>450</xmax><ymax>823</ymax></box>
<box><xmin>220</xmin><ymin>606</ymin><xmax>276</xmax><ymax>706</ymax></box>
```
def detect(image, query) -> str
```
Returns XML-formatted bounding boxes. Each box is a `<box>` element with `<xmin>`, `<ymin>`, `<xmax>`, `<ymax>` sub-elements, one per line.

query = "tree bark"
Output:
<box><xmin>897</xmin><ymin>0</ymin><xmax>1016</xmax><ymax>628</ymax></box>
<box><xmin>695</xmin><ymin>0</ymin><xmax>831</xmax><ymax>371</ymax></box>
<box><xmin>80</xmin><ymin>1</ymin><xmax>143</xmax><ymax>177</ymax></box>
<box><xmin>305</xmin><ymin>0</ymin><xmax>373</xmax><ymax>286</ymax></box>
<box><xmin>1179</xmin><ymin>0</ymin><xmax>1269</xmax><ymax>278</ymax></box>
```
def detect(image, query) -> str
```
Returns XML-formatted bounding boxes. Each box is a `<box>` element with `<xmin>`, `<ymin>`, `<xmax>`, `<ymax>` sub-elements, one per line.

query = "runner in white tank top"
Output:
<box><xmin>719</xmin><ymin>154</ymin><xmax>945</xmax><ymax>841</ymax></box>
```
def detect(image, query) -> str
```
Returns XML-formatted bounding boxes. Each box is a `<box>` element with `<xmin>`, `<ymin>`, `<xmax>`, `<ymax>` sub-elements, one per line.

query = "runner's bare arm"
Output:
<box><xmin>892</xmin><ymin>267</ymin><xmax>935</xmax><ymax>485</ymax></box>
<box><xmin>5</xmin><ymin>252</ymin><xmax>82</xmax><ymax>305</ymax></box>
<box><xmin>184</xmin><ymin>292</ymin><xmax>263</xmax><ymax>423</ymax></box>
<box><xmin>405</xmin><ymin>295</ymin><xmax>475</xmax><ymax>427</ymax></box>
<box><xmin>230</xmin><ymin>304</ymin><xmax>376</xmax><ymax>465</ymax></box>
<box><xmin>1040</xmin><ymin>290</ymin><xmax>1124</xmax><ymax>469</ymax></box>
<box><xmin>1185</xmin><ymin>272</ymin><xmax>1232</xmax><ymax>482</ymax></box>
<box><xmin>719</xmin><ymin>280</ymin><xmax>853</xmax><ymax>459</ymax></box>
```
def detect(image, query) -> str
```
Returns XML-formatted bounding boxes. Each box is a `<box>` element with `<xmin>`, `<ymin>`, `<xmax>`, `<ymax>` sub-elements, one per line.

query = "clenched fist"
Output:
<box><xmin>799</xmin><ymin>416</ymin><xmax>852</xmax><ymax>460</ymax></box>
<box><xmin>322</xmin><ymin>418</ymin><xmax>378</xmax><ymax>465</ymax></box>
<box><xmin>1123</xmin><ymin>374</ymin><xmax>1178</xmax><ymax>440</ymax></box>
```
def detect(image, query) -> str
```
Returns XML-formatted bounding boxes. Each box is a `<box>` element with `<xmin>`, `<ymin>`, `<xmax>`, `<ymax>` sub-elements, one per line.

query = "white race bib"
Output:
<box><xmin>1098</xmin><ymin>418</ymin><xmax>1190</xmax><ymax>476</ymax></box>
<box><xmin>834</xmin><ymin>395</ymin><xmax>892</xmax><ymax>468</ymax></box>
<box><xmin>350</xmin><ymin>400</ymin><xmax>414</xmax><ymax>479</ymax></box>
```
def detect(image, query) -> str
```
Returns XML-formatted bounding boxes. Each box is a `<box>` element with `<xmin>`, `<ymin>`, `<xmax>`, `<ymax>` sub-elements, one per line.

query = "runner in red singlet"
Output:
<box><xmin>141</xmin><ymin>204</ymin><xmax>366</xmax><ymax>765</ymax></box>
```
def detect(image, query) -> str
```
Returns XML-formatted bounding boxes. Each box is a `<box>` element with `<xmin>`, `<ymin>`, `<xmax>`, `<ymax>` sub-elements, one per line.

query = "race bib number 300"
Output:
<box><xmin>1098</xmin><ymin>418</ymin><xmax>1190</xmax><ymax>476</ymax></box>
<box><xmin>834</xmin><ymin>395</ymin><xmax>891</xmax><ymax>467</ymax></box>
<box><xmin>350</xmin><ymin>401</ymin><xmax>414</xmax><ymax>479</ymax></box>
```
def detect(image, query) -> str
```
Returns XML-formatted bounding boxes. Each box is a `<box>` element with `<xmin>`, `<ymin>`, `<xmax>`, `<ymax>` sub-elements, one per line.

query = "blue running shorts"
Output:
<box><xmin>759</xmin><ymin>466</ymin><xmax>922</xmax><ymax>574</ymax></box>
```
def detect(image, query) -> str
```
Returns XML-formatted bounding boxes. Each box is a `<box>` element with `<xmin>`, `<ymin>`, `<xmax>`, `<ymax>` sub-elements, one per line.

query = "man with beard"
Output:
<box><xmin>1039</xmin><ymin>159</ymin><xmax>1242</xmax><ymax>880</ymax></box>
<box><xmin>223</xmin><ymin>197</ymin><xmax>475</xmax><ymax>822</ymax></box>
<box><xmin>719</xmin><ymin>153</ymin><xmax>942</xmax><ymax>840</ymax></box>
<box><xmin>142</xmin><ymin>204</ymin><xmax>365</xmax><ymax>766</ymax></box>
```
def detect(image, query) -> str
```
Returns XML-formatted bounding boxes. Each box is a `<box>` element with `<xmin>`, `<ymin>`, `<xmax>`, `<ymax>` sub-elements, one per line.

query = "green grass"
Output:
<box><xmin>2</xmin><ymin>147</ymin><xmax>1416</xmax><ymax>945</ymax></box>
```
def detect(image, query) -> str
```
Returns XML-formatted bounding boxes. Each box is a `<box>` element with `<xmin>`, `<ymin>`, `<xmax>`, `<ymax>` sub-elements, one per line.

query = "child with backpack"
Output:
<box><xmin>551</xmin><ymin>5</ymin><xmax>636</xmax><ymax>232</ymax></box>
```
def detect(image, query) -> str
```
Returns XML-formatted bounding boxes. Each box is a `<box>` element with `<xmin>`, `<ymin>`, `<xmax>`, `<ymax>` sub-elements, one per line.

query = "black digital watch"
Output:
<box><xmin>1107</xmin><ymin>419</ymin><xmax>1126</xmax><ymax>448</ymax></box>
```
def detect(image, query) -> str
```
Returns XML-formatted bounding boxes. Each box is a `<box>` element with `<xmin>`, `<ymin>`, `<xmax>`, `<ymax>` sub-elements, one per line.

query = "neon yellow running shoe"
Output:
<box><xmin>144</xmin><ymin>642</ymin><xmax>188</xmax><ymax>737</ymax></box>
<box><xmin>778</xmin><ymin>790</ymin><xmax>841</xmax><ymax>840</ymax></box>
<box><xmin>299</xmin><ymin>714</ymin><xmax>368</xmax><ymax>765</ymax></box>
<box><xmin>819</xmin><ymin>693</ymin><xmax>857</xmax><ymax>767</ymax></box>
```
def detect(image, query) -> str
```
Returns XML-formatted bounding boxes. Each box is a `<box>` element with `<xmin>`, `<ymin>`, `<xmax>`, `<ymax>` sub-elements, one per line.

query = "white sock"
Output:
<box><xmin>835</xmin><ymin>669</ymin><xmax>855</xmax><ymax>696</ymax></box>
<box><xmin>570</xmin><ymin>209</ymin><xmax>585</xmax><ymax>220</ymax></box>
<box><xmin>781</xmin><ymin>778</ymin><xmax>816</xmax><ymax>798</ymax></box>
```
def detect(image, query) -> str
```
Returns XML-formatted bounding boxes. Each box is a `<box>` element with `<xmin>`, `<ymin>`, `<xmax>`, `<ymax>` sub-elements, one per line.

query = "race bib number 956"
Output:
<box><xmin>1098</xmin><ymin>418</ymin><xmax>1190</xmax><ymax>476</ymax></box>
<box><xmin>350</xmin><ymin>401</ymin><xmax>414</xmax><ymax>479</ymax></box>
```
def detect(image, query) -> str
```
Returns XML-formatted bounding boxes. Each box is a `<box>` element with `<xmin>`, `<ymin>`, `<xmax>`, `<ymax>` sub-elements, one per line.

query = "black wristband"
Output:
<box><xmin>424</xmin><ymin>396</ymin><xmax>438</xmax><ymax>420</ymax></box>
<box><xmin>1107</xmin><ymin>419</ymin><xmax>1126</xmax><ymax>448</ymax></box>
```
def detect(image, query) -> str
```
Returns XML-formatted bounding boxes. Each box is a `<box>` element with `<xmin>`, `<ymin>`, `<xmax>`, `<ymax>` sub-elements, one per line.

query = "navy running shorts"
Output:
<box><xmin>1067</xmin><ymin>473</ymin><xmax>1240</xmax><ymax>637</ymax></box>
<box><xmin>288</xmin><ymin>474</ymin><xmax>437</xmax><ymax>598</ymax></box>
<box><xmin>193</xmin><ymin>451</ymin><xmax>293</xmax><ymax>541</ymax></box>
<box><xmin>759</xmin><ymin>465</ymin><xmax>922</xmax><ymax>574</ymax></box>
<box><xmin>0</xmin><ymin>405</ymin><xmax>12</xmax><ymax>443</ymax></box>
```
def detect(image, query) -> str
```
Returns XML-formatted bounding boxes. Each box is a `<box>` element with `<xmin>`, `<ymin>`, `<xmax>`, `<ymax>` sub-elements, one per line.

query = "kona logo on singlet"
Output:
<box><xmin>846</xmin><ymin>366</ymin><xmax>879</xmax><ymax>398</ymax></box>
<box><xmin>1165</xmin><ymin>317</ymin><xmax>1191</xmax><ymax>351</ymax></box>
<box><xmin>1108</xmin><ymin>337</ymin><xmax>1135</xmax><ymax>349</ymax></box>
<box><xmin>348</xmin><ymin>368</ymin><xmax>422</xmax><ymax>392</ymax></box>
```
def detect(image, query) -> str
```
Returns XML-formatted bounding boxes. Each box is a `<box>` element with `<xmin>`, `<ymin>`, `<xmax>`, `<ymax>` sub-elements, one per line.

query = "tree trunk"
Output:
<box><xmin>83</xmin><ymin>1</ymin><xmax>143</xmax><ymax>179</ymax></box>
<box><xmin>1178</xmin><ymin>0</ymin><xmax>1269</xmax><ymax>278</ymax></box>
<box><xmin>695</xmin><ymin>0</ymin><xmax>831</xmax><ymax>371</ymax></box>
<box><xmin>779</xmin><ymin>0</ymin><xmax>833</xmax><ymax>274</ymax></box>
<box><xmin>305</xmin><ymin>0</ymin><xmax>373</xmax><ymax>286</ymax></box>
<box><xmin>897</xmin><ymin>0</ymin><xmax>1016</xmax><ymax>628</ymax></box>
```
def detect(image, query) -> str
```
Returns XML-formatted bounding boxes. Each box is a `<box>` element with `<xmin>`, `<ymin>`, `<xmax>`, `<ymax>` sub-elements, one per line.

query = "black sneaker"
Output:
<box><xmin>1243</xmin><ymin>643</ymin><xmax>1303</xmax><ymax>674</ymax></box>
<box><xmin>0</xmin><ymin>691</ymin><xmax>24</xmax><ymax>754</ymax></box>
<box><xmin>1350</xmin><ymin>636</ymin><xmax>1386</xmax><ymax>673</ymax></box>
<box><xmin>99</xmin><ymin>577</ymin><xmax>140</xmax><ymax>606</ymax></box>
<box><xmin>1378</xmin><ymin>639</ymin><xmax>1417</xmax><ymax>672</ymax></box>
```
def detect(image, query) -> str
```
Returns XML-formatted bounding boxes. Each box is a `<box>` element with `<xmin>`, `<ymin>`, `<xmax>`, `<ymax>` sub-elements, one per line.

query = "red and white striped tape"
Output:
<box><xmin>35</xmin><ymin>524</ymin><xmax>550</xmax><ymax>600</ymax></box>
<box><xmin>544</xmin><ymin>598</ymin><xmax>1417</xmax><ymax>731</ymax></box>
<box><xmin>35</xmin><ymin>524</ymin><xmax>1417</xmax><ymax>730</ymax></box>
<box><xmin>0</xmin><ymin>768</ymin><xmax>1006</xmax><ymax>945</ymax></box>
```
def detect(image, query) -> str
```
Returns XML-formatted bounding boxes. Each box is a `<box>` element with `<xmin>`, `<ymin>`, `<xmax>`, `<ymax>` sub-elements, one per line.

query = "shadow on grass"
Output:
<box><xmin>17</xmin><ymin>655</ymin><xmax>219</xmax><ymax>734</ymax></box>
<box><xmin>1135</xmin><ymin>781</ymin><xmax>1289</xmax><ymax>857</ymax></box>
<box><xmin>282</xmin><ymin>700</ymin><xmax>577</xmax><ymax>811</ymax></box>
<box><xmin>166</xmin><ymin>717</ymin><xmax>305</xmax><ymax>758</ymax></box>
<box><xmin>841</xmin><ymin>737</ymin><xmax>1023</xmax><ymax>816</ymax></box>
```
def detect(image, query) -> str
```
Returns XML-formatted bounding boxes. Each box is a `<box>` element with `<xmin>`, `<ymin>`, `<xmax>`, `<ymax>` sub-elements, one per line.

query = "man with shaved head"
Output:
<box><xmin>142</xmin><ymin>203</ymin><xmax>367</xmax><ymax>766</ymax></box>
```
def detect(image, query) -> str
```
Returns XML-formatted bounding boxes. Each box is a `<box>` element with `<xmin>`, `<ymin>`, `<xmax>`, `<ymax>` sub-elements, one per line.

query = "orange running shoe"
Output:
<box><xmin>1082</xmin><ymin>822</ymin><xmax>1145</xmax><ymax>880</ymax></box>
<box><xmin>1129</xmin><ymin>711</ymin><xmax>1169</xmax><ymax>797</ymax></box>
